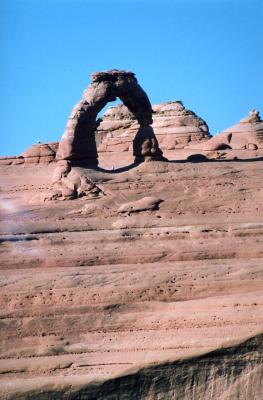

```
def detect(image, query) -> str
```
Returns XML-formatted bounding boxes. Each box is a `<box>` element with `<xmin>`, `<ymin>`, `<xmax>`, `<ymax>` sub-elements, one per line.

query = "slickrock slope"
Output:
<box><xmin>2</xmin><ymin>333</ymin><xmax>261</xmax><ymax>400</ymax></box>
<box><xmin>0</xmin><ymin>158</ymin><xmax>263</xmax><ymax>399</ymax></box>
<box><xmin>69</xmin><ymin>333</ymin><xmax>263</xmax><ymax>400</ymax></box>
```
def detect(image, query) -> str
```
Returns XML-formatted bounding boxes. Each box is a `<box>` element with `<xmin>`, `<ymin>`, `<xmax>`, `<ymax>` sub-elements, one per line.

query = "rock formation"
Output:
<box><xmin>3</xmin><ymin>103</ymin><xmax>263</xmax><ymax>169</ymax></box>
<box><xmin>189</xmin><ymin>109</ymin><xmax>263</xmax><ymax>152</ymax></box>
<box><xmin>97</xmin><ymin>101</ymin><xmax>211</xmax><ymax>154</ymax></box>
<box><xmin>21</xmin><ymin>142</ymin><xmax>58</xmax><ymax>163</ymax></box>
<box><xmin>1</xmin><ymin>148</ymin><xmax>263</xmax><ymax>399</ymax></box>
<box><xmin>56</xmin><ymin>70</ymin><xmax>165</xmax><ymax>165</ymax></box>
<box><xmin>42</xmin><ymin>70</ymin><xmax>167</xmax><ymax>200</ymax></box>
<box><xmin>13</xmin><ymin>333</ymin><xmax>260</xmax><ymax>400</ymax></box>
<box><xmin>42</xmin><ymin>160</ymin><xmax>103</xmax><ymax>201</ymax></box>
<box><xmin>0</xmin><ymin>143</ymin><xmax>58</xmax><ymax>166</ymax></box>
<box><xmin>117</xmin><ymin>196</ymin><xmax>163</xmax><ymax>214</ymax></box>
<box><xmin>29</xmin><ymin>159</ymin><xmax>103</xmax><ymax>202</ymax></box>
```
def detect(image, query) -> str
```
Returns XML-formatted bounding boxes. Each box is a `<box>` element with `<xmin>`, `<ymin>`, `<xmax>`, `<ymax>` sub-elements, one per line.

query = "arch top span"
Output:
<box><xmin>56</xmin><ymin>69</ymin><xmax>164</xmax><ymax>165</ymax></box>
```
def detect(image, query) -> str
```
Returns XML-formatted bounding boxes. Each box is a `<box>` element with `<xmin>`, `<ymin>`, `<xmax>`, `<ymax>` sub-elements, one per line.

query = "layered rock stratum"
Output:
<box><xmin>189</xmin><ymin>109</ymin><xmax>263</xmax><ymax>152</ymax></box>
<box><xmin>1</xmin><ymin>107</ymin><xmax>263</xmax><ymax>169</ymax></box>
<box><xmin>97</xmin><ymin>101</ymin><xmax>211</xmax><ymax>153</ymax></box>
<box><xmin>0</xmin><ymin>158</ymin><xmax>263</xmax><ymax>399</ymax></box>
<box><xmin>0</xmin><ymin>70</ymin><xmax>263</xmax><ymax>399</ymax></box>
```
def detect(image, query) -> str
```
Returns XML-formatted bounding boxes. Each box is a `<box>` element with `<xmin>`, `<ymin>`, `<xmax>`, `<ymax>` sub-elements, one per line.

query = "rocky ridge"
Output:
<box><xmin>1</xmin><ymin>107</ymin><xmax>263</xmax><ymax>168</ymax></box>
<box><xmin>189</xmin><ymin>109</ymin><xmax>263</xmax><ymax>152</ymax></box>
<box><xmin>97</xmin><ymin>101</ymin><xmax>211</xmax><ymax>153</ymax></box>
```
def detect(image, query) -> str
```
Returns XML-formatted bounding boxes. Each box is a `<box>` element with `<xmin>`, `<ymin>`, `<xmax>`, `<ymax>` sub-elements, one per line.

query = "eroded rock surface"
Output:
<box><xmin>38</xmin><ymin>161</ymin><xmax>103</xmax><ymax>201</ymax></box>
<box><xmin>117</xmin><ymin>196</ymin><xmax>163</xmax><ymax>213</ymax></box>
<box><xmin>98</xmin><ymin>101</ymin><xmax>211</xmax><ymax>154</ymax></box>
<box><xmin>56</xmin><ymin>70</ymin><xmax>164</xmax><ymax>165</ymax></box>
<box><xmin>0</xmin><ymin>143</ymin><xmax>58</xmax><ymax>166</ymax></box>
<box><xmin>190</xmin><ymin>109</ymin><xmax>263</xmax><ymax>152</ymax></box>
<box><xmin>0</xmin><ymin>159</ymin><xmax>263</xmax><ymax>399</ymax></box>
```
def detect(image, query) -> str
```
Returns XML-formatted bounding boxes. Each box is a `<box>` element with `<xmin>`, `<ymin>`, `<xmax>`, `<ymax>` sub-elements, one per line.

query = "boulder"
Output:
<box><xmin>117</xmin><ymin>197</ymin><xmax>163</xmax><ymax>213</ymax></box>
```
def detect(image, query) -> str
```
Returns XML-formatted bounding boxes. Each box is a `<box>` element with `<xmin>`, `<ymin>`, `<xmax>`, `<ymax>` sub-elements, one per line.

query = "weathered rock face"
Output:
<box><xmin>37</xmin><ymin>160</ymin><xmax>103</xmax><ymax>202</ymax></box>
<box><xmin>56</xmin><ymin>70</ymin><xmax>164</xmax><ymax>165</ymax></box>
<box><xmin>63</xmin><ymin>333</ymin><xmax>263</xmax><ymax>400</ymax></box>
<box><xmin>21</xmin><ymin>142</ymin><xmax>58</xmax><ymax>163</ymax></box>
<box><xmin>0</xmin><ymin>143</ymin><xmax>58</xmax><ymax>166</ymax></box>
<box><xmin>152</xmin><ymin>101</ymin><xmax>211</xmax><ymax>149</ymax></box>
<box><xmin>1</xmin><ymin>157</ymin><xmax>263</xmax><ymax>399</ymax></box>
<box><xmin>133</xmin><ymin>126</ymin><xmax>167</xmax><ymax>163</ymax></box>
<box><xmin>69</xmin><ymin>334</ymin><xmax>263</xmax><ymax>399</ymax></box>
<box><xmin>223</xmin><ymin>109</ymin><xmax>263</xmax><ymax>150</ymax></box>
<box><xmin>2</xmin><ymin>333</ymin><xmax>262</xmax><ymax>399</ymax></box>
<box><xmin>97</xmin><ymin>101</ymin><xmax>211</xmax><ymax>153</ymax></box>
<box><xmin>190</xmin><ymin>109</ymin><xmax>263</xmax><ymax>152</ymax></box>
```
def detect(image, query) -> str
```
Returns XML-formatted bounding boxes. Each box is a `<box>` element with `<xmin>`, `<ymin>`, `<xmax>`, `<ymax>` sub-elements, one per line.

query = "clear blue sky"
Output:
<box><xmin>1</xmin><ymin>0</ymin><xmax>262</xmax><ymax>156</ymax></box>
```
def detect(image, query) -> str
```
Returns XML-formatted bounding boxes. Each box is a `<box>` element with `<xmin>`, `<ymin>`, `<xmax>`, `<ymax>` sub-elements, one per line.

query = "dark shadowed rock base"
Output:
<box><xmin>4</xmin><ymin>334</ymin><xmax>263</xmax><ymax>399</ymax></box>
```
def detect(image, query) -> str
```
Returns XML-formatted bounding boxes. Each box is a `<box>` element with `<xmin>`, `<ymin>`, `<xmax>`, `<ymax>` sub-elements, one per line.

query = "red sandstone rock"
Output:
<box><xmin>97</xmin><ymin>101</ymin><xmax>211</xmax><ymax>153</ymax></box>
<box><xmin>189</xmin><ymin>110</ymin><xmax>263</xmax><ymax>152</ymax></box>
<box><xmin>0</xmin><ymin>156</ymin><xmax>19</xmax><ymax>165</ymax></box>
<box><xmin>56</xmin><ymin>70</ymin><xmax>164</xmax><ymax>165</ymax></box>
<box><xmin>0</xmin><ymin>159</ymin><xmax>263</xmax><ymax>399</ymax></box>
<box><xmin>117</xmin><ymin>196</ymin><xmax>163</xmax><ymax>213</ymax></box>
<box><xmin>21</xmin><ymin>143</ymin><xmax>57</xmax><ymax>164</ymax></box>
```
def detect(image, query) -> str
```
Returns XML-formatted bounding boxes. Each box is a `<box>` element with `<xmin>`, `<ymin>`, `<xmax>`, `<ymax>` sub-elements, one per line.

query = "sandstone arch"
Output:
<box><xmin>56</xmin><ymin>70</ymin><xmax>164</xmax><ymax>165</ymax></box>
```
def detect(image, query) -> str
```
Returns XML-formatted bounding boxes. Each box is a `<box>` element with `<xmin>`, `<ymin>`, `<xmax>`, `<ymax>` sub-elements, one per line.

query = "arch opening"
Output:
<box><xmin>56</xmin><ymin>70</ymin><xmax>165</xmax><ymax>167</ymax></box>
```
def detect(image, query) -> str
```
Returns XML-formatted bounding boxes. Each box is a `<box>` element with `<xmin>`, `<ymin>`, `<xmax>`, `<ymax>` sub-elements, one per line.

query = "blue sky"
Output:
<box><xmin>0</xmin><ymin>0</ymin><xmax>262</xmax><ymax>156</ymax></box>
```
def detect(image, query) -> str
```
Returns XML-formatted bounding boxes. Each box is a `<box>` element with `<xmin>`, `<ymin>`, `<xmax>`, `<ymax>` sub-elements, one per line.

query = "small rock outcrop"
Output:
<box><xmin>56</xmin><ymin>70</ymin><xmax>164</xmax><ymax>165</ymax></box>
<box><xmin>39</xmin><ymin>160</ymin><xmax>103</xmax><ymax>202</ymax></box>
<box><xmin>190</xmin><ymin>110</ymin><xmax>263</xmax><ymax>152</ymax></box>
<box><xmin>117</xmin><ymin>197</ymin><xmax>163</xmax><ymax>214</ymax></box>
<box><xmin>21</xmin><ymin>142</ymin><xmax>58</xmax><ymax>163</ymax></box>
<box><xmin>97</xmin><ymin>101</ymin><xmax>211</xmax><ymax>153</ymax></box>
<box><xmin>0</xmin><ymin>143</ymin><xmax>58</xmax><ymax>165</ymax></box>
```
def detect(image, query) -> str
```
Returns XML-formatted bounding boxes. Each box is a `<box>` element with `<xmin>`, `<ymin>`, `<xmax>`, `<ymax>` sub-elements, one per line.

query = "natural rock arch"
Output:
<box><xmin>56</xmin><ymin>70</ymin><xmax>165</xmax><ymax>165</ymax></box>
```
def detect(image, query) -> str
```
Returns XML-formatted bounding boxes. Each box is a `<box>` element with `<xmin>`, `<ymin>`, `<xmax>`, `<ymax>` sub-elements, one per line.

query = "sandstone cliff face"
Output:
<box><xmin>71</xmin><ymin>333</ymin><xmax>263</xmax><ymax>400</ymax></box>
<box><xmin>3</xmin><ymin>333</ymin><xmax>262</xmax><ymax>399</ymax></box>
<box><xmin>79</xmin><ymin>334</ymin><xmax>263</xmax><ymax>400</ymax></box>
<box><xmin>97</xmin><ymin>101</ymin><xmax>211</xmax><ymax>153</ymax></box>
<box><xmin>2</xmin><ymin>108</ymin><xmax>263</xmax><ymax>167</ymax></box>
<box><xmin>56</xmin><ymin>70</ymin><xmax>164</xmax><ymax>165</ymax></box>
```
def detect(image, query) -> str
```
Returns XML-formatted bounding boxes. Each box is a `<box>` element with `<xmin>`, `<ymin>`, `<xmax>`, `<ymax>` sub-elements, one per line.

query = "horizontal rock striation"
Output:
<box><xmin>71</xmin><ymin>333</ymin><xmax>263</xmax><ymax>400</ymax></box>
<box><xmin>0</xmin><ymin>143</ymin><xmax>58</xmax><ymax>166</ymax></box>
<box><xmin>3</xmin><ymin>333</ymin><xmax>262</xmax><ymax>399</ymax></box>
<box><xmin>189</xmin><ymin>109</ymin><xmax>263</xmax><ymax>152</ymax></box>
<box><xmin>97</xmin><ymin>101</ymin><xmax>211</xmax><ymax>153</ymax></box>
<box><xmin>68</xmin><ymin>332</ymin><xmax>263</xmax><ymax>400</ymax></box>
<box><xmin>0</xmin><ymin>159</ymin><xmax>263</xmax><ymax>399</ymax></box>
